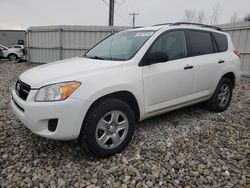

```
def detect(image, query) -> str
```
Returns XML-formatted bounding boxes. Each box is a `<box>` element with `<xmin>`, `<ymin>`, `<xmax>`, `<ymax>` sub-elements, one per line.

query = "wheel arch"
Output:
<box><xmin>84</xmin><ymin>91</ymin><xmax>141</xmax><ymax>123</ymax></box>
<box><xmin>8</xmin><ymin>53</ymin><xmax>18</xmax><ymax>60</ymax></box>
<box><xmin>221</xmin><ymin>72</ymin><xmax>235</xmax><ymax>88</ymax></box>
<box><xmin>8</xmin><ymin>53</ymin><xmax>17</xmax><ymax>57</ymax></box>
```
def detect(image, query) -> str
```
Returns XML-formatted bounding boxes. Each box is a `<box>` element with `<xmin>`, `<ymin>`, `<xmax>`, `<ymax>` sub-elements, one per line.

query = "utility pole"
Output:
<box><xmin>129</xmin><ymin>12</ymin><xmax>139</xmax><ymax>27</ymax></box>
<box><xmin>109</xmin><ymin>0</ymin><xmax>115</xmax><ymax>26</ymax></box>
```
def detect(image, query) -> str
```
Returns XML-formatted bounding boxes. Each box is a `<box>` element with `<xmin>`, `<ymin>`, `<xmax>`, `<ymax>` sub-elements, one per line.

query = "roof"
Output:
<box><xmin>127</xmin><ymin>25</ymin><xmax>165</xmax><ymax>31</ymax></box>
<box><xmin>128</xmin><ymin>22</ymin><xmax>224</xmax><ymax>33</ymax></box>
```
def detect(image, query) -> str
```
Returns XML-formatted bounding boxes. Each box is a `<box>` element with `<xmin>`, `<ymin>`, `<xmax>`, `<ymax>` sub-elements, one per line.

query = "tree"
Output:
<box><xmin>230</xmin><ymin>13</ymin><xmax>238</xmax><ymax>23</ymax></box>
<box><xmin>243</xmin><ymin>13</ymin><xmax>250</xmax><ymax>22</ymax></box>
<box><xmin>197</xmin><ymin>11</ymin><xmax>206</xmax><ymax>24</ymax></box>
<box><xmin>210</xmin><ymin>3</ymin><xmax>222</xmax><ymax>25</ymax></box>
<box><xmin>184</xmin><ymin>10</ymin><xmax>197</xmax><ymax>22</ymax></box>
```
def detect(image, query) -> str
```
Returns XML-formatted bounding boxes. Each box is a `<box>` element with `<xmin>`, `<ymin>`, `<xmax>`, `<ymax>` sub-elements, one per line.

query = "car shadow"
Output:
<box><xmin>138</xmin><ymin>103</ymin><xmax>209</xmax><ymax>127</ymax></box>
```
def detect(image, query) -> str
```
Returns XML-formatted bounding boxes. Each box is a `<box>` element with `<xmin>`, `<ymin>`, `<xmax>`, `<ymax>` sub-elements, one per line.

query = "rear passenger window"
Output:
<box><xmin>188</xmin><ymin>30</ymin><xmax>214</xmax><ymax>56</ymax></box>
<box><xmin>212</xmin><ymin>32</ymin><xmax>228</xmax><ymax>52</ymax></box>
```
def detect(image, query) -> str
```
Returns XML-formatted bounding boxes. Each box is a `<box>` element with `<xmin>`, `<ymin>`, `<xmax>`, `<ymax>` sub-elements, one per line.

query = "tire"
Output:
<box><xmin>79</xmin><ymin>98</ymin><xmax>136</xmax><ymax>158</ymax></box>
<box><xmin>205</xmin><ymin>78</ymin><xmax>233</xmax><ymax>112</ymax></box>
<box><xmin>8</xmin><ymin>54</ymin><xmax>18</xmax><ymax>61</ymax></box>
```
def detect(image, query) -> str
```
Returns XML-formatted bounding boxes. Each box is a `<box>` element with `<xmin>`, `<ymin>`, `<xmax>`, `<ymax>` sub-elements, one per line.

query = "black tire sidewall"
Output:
<box><xmin>209</xmin><ymin>78</ymin><xmax>233</xmax><ymax>112</ymax></box>
<box><xmin>80</xmin><ymin>98</ymin><xmax>136</xmax><ymax>158</ymax></box>
<box><xmin>9</xmin><ymin>54</ymin><xmax>17</xmax><ymax>61</ymax></box>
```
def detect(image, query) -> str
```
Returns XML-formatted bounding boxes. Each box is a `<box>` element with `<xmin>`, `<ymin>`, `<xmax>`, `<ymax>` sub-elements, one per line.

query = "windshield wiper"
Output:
<box><xmin>84</xmin><ymin>55</ymin><xmax>104</xmax><ymax>60</ymax></box>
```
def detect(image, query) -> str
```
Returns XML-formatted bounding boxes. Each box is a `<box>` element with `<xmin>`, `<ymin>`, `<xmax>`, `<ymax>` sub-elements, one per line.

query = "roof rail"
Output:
<box><xmin>152</xmin><ymin>23</ymin><xmax>172</xmax><ymax>26</ymax></box>
<box><xmin>171</xmin><ymin>22</ymin><xmax>223</xmax><ymax>31</ymax></box>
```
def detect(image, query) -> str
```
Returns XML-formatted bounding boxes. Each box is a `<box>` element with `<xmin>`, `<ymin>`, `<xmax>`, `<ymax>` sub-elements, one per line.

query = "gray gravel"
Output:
<box><xmin>0</xmin><ymin>60</ymin><xmax>250</xmax><ymax>187</ymax></box>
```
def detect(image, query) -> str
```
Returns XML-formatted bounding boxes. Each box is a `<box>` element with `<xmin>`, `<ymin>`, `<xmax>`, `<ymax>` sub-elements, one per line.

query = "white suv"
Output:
<box><xmin>0</xmin><ymin>45</ymin><xmax>25</xmax><ymax>61</ymax></box>
<box><xmin>11</xmin><ymin>23</ymin><xmax>241</xmax><ymax>157</ymax></box>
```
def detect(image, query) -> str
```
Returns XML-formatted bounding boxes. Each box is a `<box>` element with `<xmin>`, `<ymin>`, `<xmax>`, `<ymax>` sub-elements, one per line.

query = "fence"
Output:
<box><xmin>26</xmin><ymin>23</ymin><xmax>250</xmax><ymax>76</ymax></box>
<box><xmin>26</xmin><ymin>25</ymin><xmax>129</xmax><ymax>63</ymax></box>
<box><xmin>219</xmin><ymin>22</ymin><xmax>250</xmax><ymax>76</ymax></box>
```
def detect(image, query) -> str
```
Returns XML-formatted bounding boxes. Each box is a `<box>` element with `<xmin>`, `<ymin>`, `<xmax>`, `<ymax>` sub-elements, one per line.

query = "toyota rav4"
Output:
<box><xmin>11</xmin><ymin>23</ymin><xmax>241</xmax><ymax>158</ymax></box>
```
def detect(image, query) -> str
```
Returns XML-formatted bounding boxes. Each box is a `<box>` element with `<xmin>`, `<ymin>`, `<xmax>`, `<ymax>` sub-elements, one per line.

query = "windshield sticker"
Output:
<box><xmin>135</xmin><ymin>32</ymin><xmax>154</xmax><ymax>37</ymax></box>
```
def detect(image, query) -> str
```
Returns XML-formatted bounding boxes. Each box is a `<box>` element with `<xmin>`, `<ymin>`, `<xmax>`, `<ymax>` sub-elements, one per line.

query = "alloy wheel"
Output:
<box><xmin>218</xmin><ymin>83</ymin><xmax>230</xmax><ymax>108</ymax></box>
<box><xmin>95</xmin><ymin>110</ymin><xmax>129</xmax><ymax>149</ymax></box>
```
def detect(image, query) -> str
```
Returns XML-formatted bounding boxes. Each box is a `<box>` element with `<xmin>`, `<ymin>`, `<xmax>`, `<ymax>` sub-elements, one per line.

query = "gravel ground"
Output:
<box><xmin>0</xmin><ymin>60</ymin><xmax>250</xmax><ymax>188</ymax></box>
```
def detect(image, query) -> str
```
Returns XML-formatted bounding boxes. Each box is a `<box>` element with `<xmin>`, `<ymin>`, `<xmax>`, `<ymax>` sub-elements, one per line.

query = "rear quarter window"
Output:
<box><xmin>188</xmin><ymin>30</ymin><xmax>214</xmax><ymax>56</ymax></box>
<box><xmin>212</xmin><ymin>32</ymin><xmax>228</xmax><ymax>52</ymax></box>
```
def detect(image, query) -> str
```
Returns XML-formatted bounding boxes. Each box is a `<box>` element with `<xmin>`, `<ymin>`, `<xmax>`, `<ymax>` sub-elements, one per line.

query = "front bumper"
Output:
<box><xmin>10</xmin><ymin>88</ymin><xmax>88</xmax><ymax>140</ymax></box>
<box><xmin>19</xmin><ymin>55</ymin><xmax>26</xmax><ymax>60</ymax></box>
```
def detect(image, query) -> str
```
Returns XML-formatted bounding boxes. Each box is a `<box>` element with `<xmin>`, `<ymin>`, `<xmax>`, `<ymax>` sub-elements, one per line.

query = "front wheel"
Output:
<box><xmin>205</xmin><ymin>78</ymin><xmax>233</xmax><ymax>112</ymax></box>
<box><xmin>8</xmin><ymin>54</ymin><xmax>18</xmax><ymax>61</ymax></box>
<box><xmin>79</xmin><ymin>98</ymin><xmax>136</xmax><ymax>158</ymax></box>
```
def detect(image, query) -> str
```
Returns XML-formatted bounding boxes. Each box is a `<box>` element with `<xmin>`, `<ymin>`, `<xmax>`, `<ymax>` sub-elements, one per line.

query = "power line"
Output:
<box><xmin>115</xmin><ymin>0</ymin><xmax>125</xmax><ymax>5</ymax></box>
<box><xmin>102</xmin><ymin>0</ymin><xmax>131</xmax><ymax>25</ymax></box>
<box><xmin>115</xmin><ymin>11</ymin><xmax>132</xmax><ymax>25</ymax></box>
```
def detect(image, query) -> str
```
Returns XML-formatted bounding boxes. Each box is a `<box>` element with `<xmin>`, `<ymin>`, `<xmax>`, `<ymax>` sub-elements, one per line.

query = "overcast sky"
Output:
<box><xmin>0</xmin><ymin>0</ymin><xmax>250</xmax><ymax>29</ymax></box>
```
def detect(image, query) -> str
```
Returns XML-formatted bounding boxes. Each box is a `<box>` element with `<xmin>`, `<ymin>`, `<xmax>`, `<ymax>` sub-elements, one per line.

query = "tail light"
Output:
<box><xmin>234</xmin><ymin>51</ymin><xmax>241</xmax><ymax>59</ymax></box>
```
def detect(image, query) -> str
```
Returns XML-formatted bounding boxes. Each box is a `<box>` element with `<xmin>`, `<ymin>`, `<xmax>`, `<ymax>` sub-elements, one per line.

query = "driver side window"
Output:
<box><xmin>150</xmin><ymin>31</ymin><xmax>187</xmax><ymax>61</ymax></box>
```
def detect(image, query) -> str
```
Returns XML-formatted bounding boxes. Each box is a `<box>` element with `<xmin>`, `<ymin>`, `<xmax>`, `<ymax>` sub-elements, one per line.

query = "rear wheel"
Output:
<box><xmin>8</xmin><ymin>54</ymin><xmax>18</xmax><ymax>61</ymax></box>
<box><xmin>205</xmin><ymin>78</ymin><xmax>233</xmax><ymax>112</ymax></box>
<box><xmin>79</xmin><ymin>98</ymin><xmax>136</xmax><ymax>158</ymax></box>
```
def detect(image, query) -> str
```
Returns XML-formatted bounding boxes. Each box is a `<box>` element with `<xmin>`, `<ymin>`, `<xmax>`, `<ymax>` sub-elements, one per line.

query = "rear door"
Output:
<box><xmin>187</xmin><ymin>29</ymin><xmax>224</xmax><ymax>97</ymax></box>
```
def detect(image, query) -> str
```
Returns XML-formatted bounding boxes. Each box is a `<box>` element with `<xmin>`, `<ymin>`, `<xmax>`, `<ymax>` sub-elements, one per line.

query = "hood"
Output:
<box><xmin>19</xmin><ymin>57</ymin><xmax>123</xmax><ymax>88</ymax></box>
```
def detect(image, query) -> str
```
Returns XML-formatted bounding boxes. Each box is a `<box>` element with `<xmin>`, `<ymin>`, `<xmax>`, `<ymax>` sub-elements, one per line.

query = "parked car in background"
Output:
<box><xmin>8</xmin><ymin>45</ymin><xmax>25</xmax><ymax>49</ymax></box>
<box><xmin>0</xmin><ymin>46</ymin><xmax>4</xmax><ymax>58</ymax></box>
<box><xmin>0</xmin><ymin>45</ymin><xmax>8</xmax><ymax>59</ymax></box>
<box><xmin>11</xmin><ymin>23</ymin><xmax>241</xmax><ymax>158</ymax></box>
<box><xmin>0</xmin><ymin>45</ymin><xmax>25</xmax><ymax>61</ymax></box>
<box><xmin>7</xmin><ymin>45</ymin><xmax>27</xmax><ymax>55</ymax></box>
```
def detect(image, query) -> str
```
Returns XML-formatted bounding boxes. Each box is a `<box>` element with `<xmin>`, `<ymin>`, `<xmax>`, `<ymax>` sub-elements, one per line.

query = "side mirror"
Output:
<box><xmin>147</xmin><ymin>51</ymin><xmax>168</xmax><ymax>65</ymax></box>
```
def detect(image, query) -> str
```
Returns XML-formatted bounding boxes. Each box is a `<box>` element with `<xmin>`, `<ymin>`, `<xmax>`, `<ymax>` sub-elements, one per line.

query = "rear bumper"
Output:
<box><xmin>235</xmin><ymin>66</ymin><xmax>242</xmax><ymax>87</ymax></box>
<box><xmin>10</xmin><ymin>89</ymin><xmax>89</xmax><ymax>140</ymax></box>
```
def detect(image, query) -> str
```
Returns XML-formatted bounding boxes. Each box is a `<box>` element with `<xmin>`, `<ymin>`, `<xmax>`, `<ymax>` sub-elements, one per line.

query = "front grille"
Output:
<box><xmin>15</xmin><ymin>80</ymin><xmax>31</xmax><ymax>101</ymax></box>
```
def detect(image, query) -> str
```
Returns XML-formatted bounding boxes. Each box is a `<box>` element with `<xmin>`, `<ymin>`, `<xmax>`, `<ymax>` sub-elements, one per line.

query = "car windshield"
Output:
<box><xmin>84</xmin><ymin>30</ymin><xmax>155</xmax><ymax>61</ymax></box>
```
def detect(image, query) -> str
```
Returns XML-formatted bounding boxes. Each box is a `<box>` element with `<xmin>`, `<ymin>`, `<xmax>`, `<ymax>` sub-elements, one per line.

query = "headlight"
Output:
<box><xmin>35</xmin><ymin>81</ymin><xmax>81</xmax><ymax>102</ymax></box>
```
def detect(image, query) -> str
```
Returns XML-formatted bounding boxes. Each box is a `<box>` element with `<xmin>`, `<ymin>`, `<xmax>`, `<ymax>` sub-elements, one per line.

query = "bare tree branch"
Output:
<box><xmin>230</xmin><ymin>13</ymin><xmax>238</xmax><ymax>24</ymax></box>
<box><xmin>210</xmin><ymin>3</ymin><xmax>222</xmax><ymax>25</ymax></box>
<box><xmin>184</xmin><ymin>10</ymin><xmax>197</xmax><ymax>22</ymax></box>
<box><xmin>197</xmin><ymin>11</ymin><xmax>206</xmax><ymax>24</ymax></box>
<box><xmin>243</xmin><ymin>13</ymin><xmax>250</xmax><ymax>22</ymax></box>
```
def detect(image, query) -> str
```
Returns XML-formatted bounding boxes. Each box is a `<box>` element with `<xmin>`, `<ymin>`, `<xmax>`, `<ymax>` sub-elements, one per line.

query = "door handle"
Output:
<box><xmin>184</xmin><ymin>65</ymin><xmax>194</xmax><ymax>70</ymax></box>
<box><xmin>218</xmin><ymin>60</ymin><xmax>225</xmax><ymax>64</ymax></box>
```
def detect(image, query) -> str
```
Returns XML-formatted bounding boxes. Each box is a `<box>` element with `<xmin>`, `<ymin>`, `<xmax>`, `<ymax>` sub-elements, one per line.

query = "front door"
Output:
<box><xmin>143</xmin><ymin>30</ymin><xmax>194</xmax><ymax>114</ymax></box>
